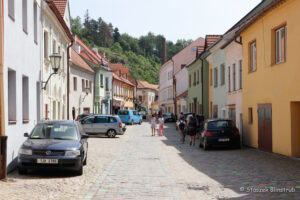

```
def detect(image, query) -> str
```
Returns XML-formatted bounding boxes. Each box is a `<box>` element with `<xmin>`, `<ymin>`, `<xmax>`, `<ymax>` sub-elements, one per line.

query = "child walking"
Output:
<box><xmin>158</xmin><ymin>114</ymin><xmax>164</xmax><ymax>136</ymax></box>
<box><xmin>150</xmin><ymin>114</ymin><xmax>157</xmax><ymax>136</ymax></box>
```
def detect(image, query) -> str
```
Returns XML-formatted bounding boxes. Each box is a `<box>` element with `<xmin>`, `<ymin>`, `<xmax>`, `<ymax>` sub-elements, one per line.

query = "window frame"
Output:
<box><xmin>214</xmin><ymin>68</ymin><xmax>218</xmax><ymax>88</ymax></box>
<box><xmin>233</xmin><ymin>63</ymin><xmax>236</xmax><ymax>91</ymax></box>
<box><xmin>220</xmin><ymin>64</ymin><xmax>225</xmax><ymax>85</ymax></box>
<box><xmin>8</xmin><ymin>0</ymin><xmax>15</xmax><ymax>21</ymax></box>
<box><xmin>22</xmin><ymin>0</ymin><xmax>28</xmax><ymax>34</ymax></box>
<box><xmin>249</xmin><ymin>40</ymin><xmax>257</xmax><ymax>72</ymax></box>
<box><xmin>275</xmin><ymin>25</ymin><xmax>287</xmax><ymax>64</ymax></box>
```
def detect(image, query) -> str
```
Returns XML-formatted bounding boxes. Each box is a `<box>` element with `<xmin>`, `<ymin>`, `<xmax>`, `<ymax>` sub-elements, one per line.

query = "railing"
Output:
<box><xmin>0</xmin><ymin>136</ymin><xmax>7</xmax><ymax>180</ymax></box>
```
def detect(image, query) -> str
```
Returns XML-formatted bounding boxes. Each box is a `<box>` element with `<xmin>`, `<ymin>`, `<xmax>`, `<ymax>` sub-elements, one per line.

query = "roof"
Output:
<box><xmin>52</xmin><ymin>0</ymin><xmax>67</xmax><ymax>17</ymax></box>
<box><xmin>176</xmin><ymin>90</ymin><xmax>188</xmax><ymax>99</ymax></box>
<box><xmin>137</xmin><ymin>80</ymin><xmax>158</xmax><ymax>90</ymax></box>
<box><xmin>45</xmin><ymin>0</ymin><xmax>73</xmax><ymax>42</ymax></box>
<box><xmin>113</xmin><ymin>73</ymin><xmax>135</xmax><ymax>87</ymax></box>
<box><xmin>75</xmin><ymin>36</ymin><xmax>102</xmax><ymax>63</ymax></box>
<box><xmin>205</xmin><ymin>35</ymin><xmax>222</xmax><ymax>49</ymax></box>
<box><xmin>70</xmin><ymin>48</ymin><xmax>94</xmax><ymax>73</ymax></box>
<box><xmin>109</xmin><ymin>63</ymin><xmax>129</xmax><ymax>73</ymax></box>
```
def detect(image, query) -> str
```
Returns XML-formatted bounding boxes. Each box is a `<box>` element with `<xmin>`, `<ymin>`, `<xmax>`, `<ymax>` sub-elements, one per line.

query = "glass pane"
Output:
<box><xmin>258</xmin><ymin>108</ymin><xmax>264</xmax><ymax>120</ymax></box>
<box><xmin>281</xmin><ymin>27</ymin><xmax>286</xmax><ymax>62</ymax></box>
<box><xmin>95</xmin><ymin>116</ymin><xmax>108</xmax><ymax>123</ymax></box>
<box><xmin>265</xmin><ymin>108</ymin><xmax>272</xmax><ymax>120</ymax></box>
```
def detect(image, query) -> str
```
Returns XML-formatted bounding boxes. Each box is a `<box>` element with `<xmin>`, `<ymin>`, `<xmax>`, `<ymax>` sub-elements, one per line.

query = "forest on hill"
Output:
<box><xmin>71</xmin><ymin>11</ymin><xmax>192</xmax><ymax>84</ymax></box>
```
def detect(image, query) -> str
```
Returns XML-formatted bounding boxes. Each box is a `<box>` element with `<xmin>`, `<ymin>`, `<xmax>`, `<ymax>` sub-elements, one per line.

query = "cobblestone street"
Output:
<box><xmin>1</xmin><ymin>123</ymin><xmax>300</xmax><ymax>200</ymax></box>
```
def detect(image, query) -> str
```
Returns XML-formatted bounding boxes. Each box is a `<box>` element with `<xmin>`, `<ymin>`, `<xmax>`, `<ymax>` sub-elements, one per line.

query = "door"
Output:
<box><xmin>94</xmin><ymin>116</ymin><xmax>108</xmax><ymax>133</ymax></box>
<box><xmin>258</xmin><ymin>104</ymin><xmax>272</xmax><ymax>152</ymax></box>
<box><xmin>81</xmin><ymin>116</ymin><xmax>95</xmax><ymax>133</ymax></box>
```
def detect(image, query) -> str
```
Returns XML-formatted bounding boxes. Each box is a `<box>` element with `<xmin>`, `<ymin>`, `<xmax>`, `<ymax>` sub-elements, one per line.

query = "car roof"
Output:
<box><xmin>206</xmin><ymin>119</ymin><xmax>233</xmax><ymax>122</ymax></box>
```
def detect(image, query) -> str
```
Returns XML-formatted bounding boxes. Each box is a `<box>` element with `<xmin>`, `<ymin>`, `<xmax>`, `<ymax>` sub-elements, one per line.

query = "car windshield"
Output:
<box><xmin>30</xmin><ymin>124</ymin><xmax>79</xmax><ymax>140</ymax></box>
<box><xmin>207</xmin><ymin>121</ymin><xmax>235</xmax><ymax>129</ymax></box>
<box><xmin>118</xmin><ymin>110</ymin><xmax>129</xmax><ymax>115</ymax></box>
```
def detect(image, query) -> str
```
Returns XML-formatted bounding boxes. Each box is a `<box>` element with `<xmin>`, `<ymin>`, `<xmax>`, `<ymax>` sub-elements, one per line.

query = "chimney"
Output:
<box><xmin>162</xmin><ymin>37</ymin><xmax>167</xmax><ymax>64</ymax></box>
<box><xmin>92</xmin><ymin>47</ymin><xmax>98</xmax><ymax>55</ymax></box>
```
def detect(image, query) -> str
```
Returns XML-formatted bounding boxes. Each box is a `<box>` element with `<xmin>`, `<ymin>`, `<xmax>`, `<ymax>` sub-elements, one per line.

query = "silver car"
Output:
<box><xmin>80</xmin><ymin>115</ymin><xmax>125</xmax><ymax>138</ymax></box>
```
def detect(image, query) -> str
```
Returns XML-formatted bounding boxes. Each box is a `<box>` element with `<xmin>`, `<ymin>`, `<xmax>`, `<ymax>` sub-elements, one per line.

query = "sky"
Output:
<box><xmin>69</xmin><ymin>0</ymin><xmax>261</xmax><ymax>42</ymax></box>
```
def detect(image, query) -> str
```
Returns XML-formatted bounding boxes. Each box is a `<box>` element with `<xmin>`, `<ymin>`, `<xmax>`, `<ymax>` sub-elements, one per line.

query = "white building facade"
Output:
<box><xmin>41</xmin><ymin>0</ymin><xmax>72</xmax><ymax>120</ymax></box>
<box><xmin>69</xmin><ymin>48</ymin><xmax>94</xmax><ymax>119</ymax></box>
<box><xmin>159</xmin><ymin>60</ymin><xmax>174</xmax><ymax>113</ymax></box>
<box><xmin>3</xmin><ymin>0</ymin><xmax>42</xmax><ymax>168</ymax></box>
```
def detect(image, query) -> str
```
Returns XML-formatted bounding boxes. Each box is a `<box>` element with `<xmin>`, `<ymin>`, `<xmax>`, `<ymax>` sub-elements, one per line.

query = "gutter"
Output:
<box><xmin>67</xmin><ymin>41</ymin><xmax>73</xmax><ymax>120</ymax></box>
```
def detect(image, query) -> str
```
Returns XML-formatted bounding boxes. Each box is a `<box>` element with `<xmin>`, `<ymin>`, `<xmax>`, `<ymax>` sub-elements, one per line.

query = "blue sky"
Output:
<box><xmin>69</xmin><ymin>0</ymin><xmax>261</xmax><ymax>42</ymax></box>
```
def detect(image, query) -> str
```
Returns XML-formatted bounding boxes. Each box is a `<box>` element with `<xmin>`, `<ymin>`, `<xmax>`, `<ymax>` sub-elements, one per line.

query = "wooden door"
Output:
<box><xmin>258</xmin><ymin>104</ymin><xmax>272</xmax><ymax>152</ymax></box>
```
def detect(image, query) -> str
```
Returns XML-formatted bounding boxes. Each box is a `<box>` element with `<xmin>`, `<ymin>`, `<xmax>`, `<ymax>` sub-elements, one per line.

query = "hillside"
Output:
<box><xmin>71</xmin><ymin>11</ymin><xmax>192</xmax><ymax>84</ymax></box>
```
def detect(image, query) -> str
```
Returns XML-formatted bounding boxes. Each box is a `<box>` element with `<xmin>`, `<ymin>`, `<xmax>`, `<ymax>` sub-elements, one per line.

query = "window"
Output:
<box><xmin>22</xmin><ymin>0</ymin><xmax>28</xmax><ymax>33</ymax></box>
<box><xmin>220</xmin><ymin>64</ymin><xmax>225</xmax><ymax>85</ymax></box>
<box><xmin>193</xmin><ymin>72</ymin><xmax>196</xmax><ymax>86</ymax></box>
<box><xmin>105</xmin><ymin>77</ymin><xmax>109</xmax><ymax>91</ymax></box>
<box><xmin>239</xmin><ymin>60</ymin><xmax>242</xmax><ymax>89</ymax></box>
<box><xmin>58</xmin><ymin>46</ymin><xmax>61</xmax><ymax>54</ymax></box>
<box><xmin>82</xmin><ymin>79</ymin><xmax>85</xmax><ymax>91</ymax></box>
<box><xmin>8</xmin><ymin>69</ymin><xmax>17</xmax><ymax>123</ymax></box>
<box><xmin>275</xmin><ymin>26</ymin><xmax>286</xmax><ymax>64</ymax></box>
<box><xmin>189</xmin><ymin>74</ymin><xmax>191</xmax><ymax>88</ymax></box>
<box><xmin>248</xmin><ymin>107</ymin><xmax>253</xmax><ymax>124</ymax></box>
<box><xmin>213</xmin><ymin>105</ymin><xmax>218</xmax><ymax>119</ymax></box>
<box><xmin>233</xmin><ymin>63</ymin><xmax>236</xmax><ymax>91</ymax></box>
<box><xmin>228</xmin><ymin>66</ymin><xmax>231</xmax><ymax>92</ymax></box>
<box><xmin>100</xmin><ymin>74</ymin><xmax>103</xmax><ymax>87</ymax></box>
<box><xmin>53</xmin><ymin>40</ymin><xmax>56</xmax><ymax>54</ymax></box>
<box><xmin>8</xmin><ymin>0</ymin><xmax>15</xmax><ymax>20</ymax></box>
<box><xmin>197</xmin><ymin>70</ymin><xmax>199</xmax><ymax>84</ymax></box>
<box><xmin>44</xmin><ymin>32</ymin><xmax>49</xmax><ymax>59</ymax></box>
<box><xmin>86</xmin><ymin>80</ymin><xmax>89</xmax><ymax>89</ymax></box>
<box><xmin>62</xmin><ymin>52</ymin><xmax>65</xmax><ymax>72</ymax></box>
<box><xmin>90</xmin><ymin>81</ymin><xmax>93</xmax><ymax>93</ymax></box>
<box><xmin>73</xmin><ymin>77</ymin><xmax>77</xmax><ymax>91</ymax></box>
<box><xmin>34</xmin><ymin>2</ymin><xmax>38</xmax><ymax>43</ymax></box>
<box><xmin>22</xmin><ymin>76</ymin><xmax>29</xmax><ymax>123</ymax></box>
<box><xmin>250</xmin><ymin>41</ymin><xmax>257</xmax><ymax>72</ymax></box>
<box><xmin>214</xmin><ymin>68</ymin><xmax>218</xmax><ymax>87</ymax></box>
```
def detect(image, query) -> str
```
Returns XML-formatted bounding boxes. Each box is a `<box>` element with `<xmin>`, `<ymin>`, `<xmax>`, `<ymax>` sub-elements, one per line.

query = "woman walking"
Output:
<box><xmin>158</xmin><ymin>114</ymin><xmax>164</xmax><ymax>136</ymax></box>
<box><xmin>150</xmin><ymin>114</ymin><xmax>157</xmax><ymax>136</ymax></box>
<box><xmin>187</xmin><ymin>113</ymin><xmax>198</xmax><ymax>146</ymax></box>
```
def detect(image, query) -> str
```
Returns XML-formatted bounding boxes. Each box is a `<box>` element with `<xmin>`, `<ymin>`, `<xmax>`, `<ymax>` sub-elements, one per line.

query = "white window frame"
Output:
<box><xmin>250</xmin><ymin>41</ymin><xmax>256</xmax><ymax>72</ymax></box>
<box><xmin>22</xmin><ymin>0</ymin><xmax>28</xmax><ymax>33</ymax></box>
<box><xmin>275</xmin><ymin>26</ymin><xmax>286</xmax><ymax>64</ymax></box>
<box><xmin>8</xmin><ymin>0</ymin><xmax>15</xmax><ymax>20</ymax></box>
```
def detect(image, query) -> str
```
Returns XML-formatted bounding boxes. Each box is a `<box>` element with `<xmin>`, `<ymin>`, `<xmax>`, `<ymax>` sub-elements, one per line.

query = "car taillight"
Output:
<box><xmin>119</xmin><ymin>122</ymin><xmax>122</xmax><ymax>128</ymax></box>
<box><xmin>205</xmin><ymin>131</ymin><xmax>213</xmax><ymax>136</ymax></box>
<box><xmin>128</xmin><ymin>116</ymin><xmax>130</xmax><ymax>119</ymax></box>
<box><xmin>234</xmin><ymin>130</ymin><xmax>240</xmax><ymax>135</ymax></box>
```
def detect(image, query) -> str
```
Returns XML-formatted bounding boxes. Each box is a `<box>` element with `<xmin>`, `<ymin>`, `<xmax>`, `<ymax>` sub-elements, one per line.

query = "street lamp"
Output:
<box><xmin>42</xmin><ymin>53</ymin><xmax>62</xmax><ymax>90</ymax></box>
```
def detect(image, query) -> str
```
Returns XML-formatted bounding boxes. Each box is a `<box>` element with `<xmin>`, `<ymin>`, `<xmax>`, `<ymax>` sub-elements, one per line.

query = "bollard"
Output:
<box><xmin>0</xmin><ymin>136</ymin><xmax>7</xmax><ymax>181</ymax></box>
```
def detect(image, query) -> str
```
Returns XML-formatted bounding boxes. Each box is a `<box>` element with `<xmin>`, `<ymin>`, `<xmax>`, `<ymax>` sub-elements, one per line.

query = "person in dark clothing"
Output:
<box><xmin>187</xmin><ymin>113</ymin><xmax>198</xmax><ymax>146</ymax></box>
<box><xmin>177</xmin><ymin>116</ymin><xmax>186</xmax><ymax>143</ymax></box>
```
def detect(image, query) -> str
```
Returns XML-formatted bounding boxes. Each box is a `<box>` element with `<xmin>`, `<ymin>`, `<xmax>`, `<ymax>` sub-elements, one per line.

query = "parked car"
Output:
<box><xmin>80</xmin><ymin>115</ymin><xmax>125</xmax><ymax>137</ymax></box>
<box><xmin>163</xmin><ymin>113</ymin><xmax>176</xmax><ymax>123</ymax></box>
<box><xmin>117</xmin><ymin>110</ymin><xmax>142</xmax><ymax>125</ymax></box>
<box><xmin>199</xmin><ymin>119</ymin><xmax>240</xmax><ymax>150</ymax></box>
<box><xmin>18</xmin><ymin>121</ymin><xmax>88</xmax><ymax>175</ymax></box>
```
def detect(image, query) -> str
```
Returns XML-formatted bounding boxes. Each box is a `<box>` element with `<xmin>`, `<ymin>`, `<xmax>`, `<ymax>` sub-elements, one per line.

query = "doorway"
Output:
<box><xmin>291</xmin><ymin>102</ymin><xmax>300</xmax><ymax>157</ymax></box>
<box><xmin>258</xmin><ymin>104</ymin><xmax>272</xmax><ymax>152</ymax></box>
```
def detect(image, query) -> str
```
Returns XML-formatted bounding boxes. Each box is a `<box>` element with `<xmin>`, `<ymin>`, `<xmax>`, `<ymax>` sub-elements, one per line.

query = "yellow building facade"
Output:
<box><xmin>241</xmin><ymin>0</ymin><xmax>300</xmax><ymax>156</ymax></box>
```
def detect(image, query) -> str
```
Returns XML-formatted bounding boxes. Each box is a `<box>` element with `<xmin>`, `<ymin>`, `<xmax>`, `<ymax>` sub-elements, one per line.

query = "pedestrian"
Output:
<box><xmin>150</xmin><ymin>114</ymin><xmax>157</xmax><ymax>136</ymax></box>
<box><xmin>177</xmin><ymin>116</ymin><xmax>186</xmax><ymax>143</ymax></box>
<box><xmin>158</xmin><ymin>114</ymin><xmax>164</xmax><ymax>136</ymax></box>
<box><xmin>187</xmin><ymin>113</ymin><xmax>198</xmax><ymax>146</ymax></box>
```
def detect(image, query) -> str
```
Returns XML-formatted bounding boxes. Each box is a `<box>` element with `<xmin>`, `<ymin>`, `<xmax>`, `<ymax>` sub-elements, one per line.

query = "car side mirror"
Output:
<box><xmin>81</xmin><ymin>134</ymin><xmax>89</xmax><ymax>139</ymax></box>
<box><xmin>24</xmin><ymin>133</ymin><xmax>29</xmax><ymax>137</ymax></box>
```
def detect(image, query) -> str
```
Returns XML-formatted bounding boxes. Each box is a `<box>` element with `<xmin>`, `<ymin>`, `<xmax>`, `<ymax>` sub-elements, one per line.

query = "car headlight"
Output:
<box><xmin>18</xmin><ymin>148</ymin><xmax>32</xmax><ymax>155</ymax></box>
<box><xmin>65</xmin><ymin>150</ymin><xmax>81</xmax><ymax>156</ymax></box>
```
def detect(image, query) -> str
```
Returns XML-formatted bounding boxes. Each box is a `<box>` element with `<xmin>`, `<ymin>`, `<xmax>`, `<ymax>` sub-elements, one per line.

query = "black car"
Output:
<box><xmin>199</xmin><ymin>119</ymin><xmax>240</xmax><ymax>150</ymax></box>
<box><xmin>18</xmin><ymin>121</ymin><xmax>88</xmax><ymax>175</ymax></box>
<box><xmin>163</xmin><ymin>113</ymin><xmax>176</xmax><ymax>122</ymax></box>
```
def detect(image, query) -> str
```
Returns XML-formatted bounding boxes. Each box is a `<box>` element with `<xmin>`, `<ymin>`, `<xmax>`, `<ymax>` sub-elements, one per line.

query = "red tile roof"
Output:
<box><xmin>205</xmin><ymin>35</ymin><xmax>222</xmax><ymax>49</ymax></box>
<box><xmin>113</xmin><ymin>73</ymin><xmax>135</xmax><ymax>87</ymax></box>
<box><xmin>109</xmin><ymin>63</ymin><xmax>129</xmax><ymax>73</ymax></box>
<box><xmin>137</xmin><ymin>80</ymin><xmax>158</xmax><ymax>90</ymax></box>
<box><xmin>70</xmin><ymin>48</ymin><xmax>94</xmax><ymax>73</ymax></box>
<box><xmin>52</xmin><ymin>0</ymin><xmax>67</xmax><ymax>17</ymax></box>
<box><xmin>45</xmin><ymin>0</ymin><xmax>73</xmax><ymax>42</ymax></box>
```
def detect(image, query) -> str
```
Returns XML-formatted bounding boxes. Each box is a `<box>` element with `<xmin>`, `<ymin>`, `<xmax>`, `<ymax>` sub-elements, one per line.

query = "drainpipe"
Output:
<box><xmin>67</xmin><ymin>41</ymin><xmax>73</xmax><ymax>120</ymax></box>
<box><xmin>111</xmin><ymin>76</ymin><xmax>114</xmax><ymax>114</ymax></box>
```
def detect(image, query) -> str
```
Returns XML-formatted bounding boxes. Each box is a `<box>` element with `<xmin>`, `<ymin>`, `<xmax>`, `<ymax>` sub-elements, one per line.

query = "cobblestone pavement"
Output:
<box><xmin>1</xmin><ymin>122</ymin><xmax>300</xmax><ymax>200</ymax></box>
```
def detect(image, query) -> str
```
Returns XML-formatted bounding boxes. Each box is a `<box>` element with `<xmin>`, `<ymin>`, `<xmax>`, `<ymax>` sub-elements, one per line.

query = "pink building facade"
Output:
<box><xmin>159</xmin><ymin>60</ymin><xmax>174</xmax><ymax>113</ymax></box>
<box><xmin>224</xmin><ymin>41</ymin><xmax>243</xmax><ymax>134</ymax></box>
<box><xmin>173</xmin><ymin>37</ymin><xmax>205</xmax><ymax>116</ymax></box>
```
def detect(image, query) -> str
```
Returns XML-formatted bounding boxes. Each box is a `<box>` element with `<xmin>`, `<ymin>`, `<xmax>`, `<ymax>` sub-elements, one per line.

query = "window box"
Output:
<box><xmin>100</xmin><ymin>85</ymin><xmax>104</xmax><ymax>88</ymax></box>
<box><xmin>23</xmin><ymin>119</ymin><xmax>30</xmax><ymax>124</ymax></box>
<box><xmin>8</xmin><ymin>120</ymin><xmax>17</xmax><ymax>125</ymax></box>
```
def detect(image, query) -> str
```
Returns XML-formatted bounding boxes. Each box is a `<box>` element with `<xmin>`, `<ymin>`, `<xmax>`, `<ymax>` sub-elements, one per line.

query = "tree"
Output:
<box><xmin>71</xmin><ymin>16</ymin><xmax>82</xmax><ymax>37</ymax></box>
<box><xmin>113</xmin><ymin>28</ymin><xmax>120</xmax><ymax>43</ymax></box>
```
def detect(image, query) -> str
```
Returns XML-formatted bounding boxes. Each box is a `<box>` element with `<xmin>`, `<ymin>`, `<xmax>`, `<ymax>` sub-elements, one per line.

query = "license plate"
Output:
<box><xmin>37</xmin><ymin>159</ymin><xmax>58</xmax><ymax>164</ymax></box>
<box><xmin>218</xmin><ymin>138</ymin><xmax>230</xmax><ymax>142</ymax></box>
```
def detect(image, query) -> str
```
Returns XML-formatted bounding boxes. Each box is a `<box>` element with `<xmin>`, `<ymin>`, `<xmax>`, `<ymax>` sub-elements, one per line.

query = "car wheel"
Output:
<box><xmin>139</xmin><ymin>120</ymin><xmax>142</xmax><ymax>125</ymax></box>
<box><xmin>83</xmin><ymin>154</ymin><xmax>87</xmax><ymax>166</ymax></box>
<box><xmin>18</xmin><ymin>167</ymin><xmax>27</xmax><ymax>175</ymax></box>
<box><xmin>203</xmin><ymin>138</ymin><xmax>209</xmax><ymax>151</ymax></box>
<box><xmin>75</xmin><ymin>164</ymin><xmax>83</xmax><ymax>176</ymax></box>
<box><xmin>107</xmin><ymin>129</ymin><xmax>116</xmax><ymax>138</ymax></box>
